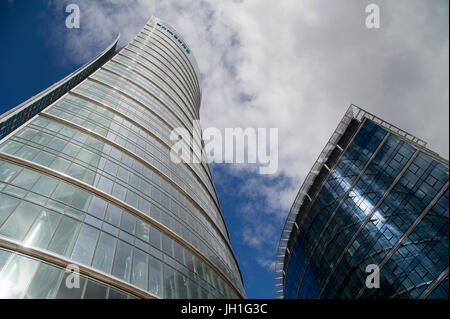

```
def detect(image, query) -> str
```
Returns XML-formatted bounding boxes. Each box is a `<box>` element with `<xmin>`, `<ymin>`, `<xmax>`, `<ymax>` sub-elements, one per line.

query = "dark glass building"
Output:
<box><xmin>0</xmin><ymin>17</ymin><xmax>245</xmax><ymax>299</ymax></box>
<box><xmin>275</xmin><ymin>105</ymin><xmax>449</xmax><ymax>299</ymax></box>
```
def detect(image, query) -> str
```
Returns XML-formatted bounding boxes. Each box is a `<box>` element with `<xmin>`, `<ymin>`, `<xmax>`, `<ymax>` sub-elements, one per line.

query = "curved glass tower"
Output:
<box><xmin>275</xmin><ymin>105</ymin><xmax>449</xmax><ymax>299</ymax></box>
<box><xmin>0</xmin><ymin>16</ymin><xmax>245</xmax><ymax>299</ymax></box>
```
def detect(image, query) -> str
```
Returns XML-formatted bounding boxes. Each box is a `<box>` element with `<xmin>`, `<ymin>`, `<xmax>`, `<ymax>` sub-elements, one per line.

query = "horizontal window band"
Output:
<box><xmin>0</xmin><ymin>235</ymin><xmax>155</xmax><ymax>299</ymax></box>
<box><xmin>134</xmin><ymin>34</ymin><xmax>199</xmax><ymax>99</ymax></box>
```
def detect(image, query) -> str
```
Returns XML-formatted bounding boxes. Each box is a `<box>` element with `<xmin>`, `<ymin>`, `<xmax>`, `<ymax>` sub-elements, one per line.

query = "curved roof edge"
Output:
<box><xmin>0</xmin><ymin>34</ymin><xmax>120</xmax><ymax>141</ymax></box>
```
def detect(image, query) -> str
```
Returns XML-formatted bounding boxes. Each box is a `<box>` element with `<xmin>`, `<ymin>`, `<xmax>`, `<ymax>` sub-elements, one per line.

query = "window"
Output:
<box><xmin>32</xmin><ymin>175</ymin><xmax>58</xmax><ymax>197</ymax></box>
<box><xmin>131</xmin><ymin>249</ymin><xmax>148</xmax><ymax>290</ymax></box>
<box><xmin>88</xmin><ymin>197</ymin><xmax>107</xmax><ymax>219</ymax></box>
<box><xmin>0</xmin><ymin>201</ymin><xmax>41</xmax><ymax>241</ymax></box>
<box><xmin>0</xmin><ymin>253</ymin><xmax>40</xmax><ymax>298</ymax></box>
<box><xmin>163</xmin><ymin>264</ymin><xmax>177</xmax><ymax>299</ymax></box>
<box><xmin>120</xmin><ymin>211</ymin><xmax>136</xmax><ymax>234</ymax></box>
<box><xmin>92</xmin><ymin>231</ymin><xmax>117</xmax><ymax>273</ymax></box>
<box><xmin>105</xmin><ymin>204</ymin><xmax>122</xmax><ymax>227</ymax></box>
<box><xmin>48</xmin><ymin>215</ymin><xmax>81</xmax><ymax>257</ymax></box>
<box><xmin>149</xmin><ymin>256</ymin><xmax>163</xmax><ymax>297</ymax></box>
<box><xmin>136</xmin><ymin>220</ymin><xmax>150</xmax><ymax>242</ymax></box>
<box><xmin>112</xmin><ymin>240</ymin><xmax>133</xmax><ymax>282</ymax></box>
<box><xmin>23</xmin><ymin>209</ymin><xmax>61</xmax><ymax>249</ymax></box>
<box><xmin>0</xmin><ymin>193</ymin><xmax>20</xmax><ymax>226</ymax></box>
<box><xmin>55</xmin><ymin>273</ymin><xmax>86</xmax><ymax>299</ymax></box>
<box><xmin>83</xmin><ymin>280</ymin><xmax>108</xmax><ymax>299</ymax></box>
<box><xmin>71</xmin><ymin>224</ymin><xmax>100</xmax><ymax>265</ymax></box>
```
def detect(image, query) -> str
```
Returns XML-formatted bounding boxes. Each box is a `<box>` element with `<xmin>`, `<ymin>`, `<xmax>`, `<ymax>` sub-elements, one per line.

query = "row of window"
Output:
<box><xmin>101</xmin><ymin>59</ymin><xmax>207</xmax><ymax>169</ymax></box>
<box><xmin>88</xmin><ymin>68</ymin><xmax>219</xmax><ymax>217</ymax></box>
<box><xmin>0</xmin><ymin>248</ymin><xmax>137</xmax><ymax>299</ymax></box>
<box><xmin>73</xmin><ymin>78</ymin><xmax>213</xmax><ymax>190</ymax></box>
<box><xmin>120</xmin><ymin>46</ymin><xmax>197</xmax><ymax>117</ymax></box>
<box><xmin>102</xmin><ymin>61</ymin><xmax>194</xmax><ymax>135</ymax></box>
<box><xmin>144</xmin><ymin>22</ymin><xmax>202</xmax><ymax>86</ymax></box>
<box><xmin>127</xmin><ymin>40</ymin><xmax>198</xmax><ymax>111</ymax></box>
<box><xmin>112</xmin><ymin>52</ymin><xmax>197</xmax><ymax>124</ymax></box>
<box><xmin>48</xmin><ymin>93</ymin><xmax>221</xmax><ymax>231</ymax></box>
<box><xmin>141</xmin><ymin>25</ymin><xmax>200</xmax><ymax>97</ymax></box>
<box><xmin>0</xmin><ymin>117</ymin><xmax>242</xmax><ymax>293</ymax></box>
<box><xmin>0</xmin><ymin>160</ymin><xmax>240</xmax><ymax>298</ymax></box>
<box><xmin>135</xmin><ymin>32</ymin><xmax>199</xmax><ymax>104</ymax></box>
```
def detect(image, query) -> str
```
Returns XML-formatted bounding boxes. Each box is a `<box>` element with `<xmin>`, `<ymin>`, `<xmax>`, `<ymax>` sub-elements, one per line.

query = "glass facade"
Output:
<box><xmin>276</xmin><ymin>106</ymin><xmax>449</xmax><ymax>299</ymax></box>
<box><xmin>0</xmin><ymin>16</ymin><xmax>245</xmax><ymax>299</ymax></box>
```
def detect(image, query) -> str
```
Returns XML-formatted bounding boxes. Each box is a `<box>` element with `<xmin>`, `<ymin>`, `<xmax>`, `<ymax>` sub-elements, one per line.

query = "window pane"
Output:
<box><xmin>71</xmin><ymin>189</ymin><xmax>91</xmax><ymax>211</ymax></box>
<box><xmin>31</xmin><ymin>175</ymin><xmax>58</xmax><ymax>197</ymax></box>
<box><xmin>24</xmin><ymin>262</ymin><xmax>61</xmax><ymax>299</ymax></box>
<box><xmin>0</xmin><ymin>254</ymin><xmax>40</xmax><ymax>298</ymax></box>
<box><xmin>176</xmin><ymin>271</ymin><xmax>189</xmax><ymax>299</ymax></box>
<box><xmin>53</xmin><ymin>182</ymin><xmax>76</xmax><ymax>204</ymax></box>
<box><xmin>24</xmin><ymin>209</ymin><xmax>61</xmax><ymax>249</ymax></box>
<box><xmin>189</xmin><ymin>280</ymin><xmax>200</xmax><ymax>299</ymax></box>
<box><xmin>163</xmin><ymin>265</ymin><xmax>177</xmax><ymax>299</ymax></box>
<box><xmin>88</xmin><ymin>196</ymin><xmax>107</xmax><ymax>219</ymax></box>
<box><xmin>120</xmin><ymin>211</ymin><xmax>136</xmax><ymax>234</ymax></box>
<box><xmin>111</xmin><ymin>240</ymin><xmax>133</xmax><ymax>282</ymax></box>
<box><xmin>149</xmin><ymin>256</ymin><xmax>163</xmax><ymax>298</ymax></box>
<box><xmin>108</xmin><ymin>288</ymin><xmax>128</xmax><ymax>299</ymax></box>
<box><xmin>0</xmin><ymin>201</ymin><xmax>41</xmax><ymax>241</ymax></box>
<box><xmin>131</xmin><ymin>249</ymin><xmax>148</xmax><ymax>290</ymax></box>
<box><xmin>92</xmin><ymin>231</ymin><xmax>117</xmax><ymax>273</ymax></box>
<box><xmin>136</xmin><ymin>220</ymin><xmax>150</xmax><ymax>242</ymax></box>
<box><xmin>0</xmin><ymin>249</ymin><xmax>11</xmax><ymax>272</ymax></box>
<box><xmin>71</xmin><ymin>224</ymin><xmax>100</xmax><ymax>265</ymax></box>
<box><xmin>161</xmin><ymin>233</ymin><xmax>173</xmax><ymax>257</ymax></box>
<box><xmin>55</xmin><ymin>273</ymin><xmax>86</xmax><ymax>299</ymax></box>
<box><xmin>173</xmin><ymin>241</ymin><xmax>185</xmax><ymax>265</ymax></box>
<box><xmin>0</xmin><ymin>193</ymin><xmax>20</xmax><ymax>226</ymax></box>
<box><xmin>48</xmin><ymin>216</ymin><xmax>81</xmax><ymax>256</ymax></box>
<box><xmin>83</xmin><ymin>280</ymin><xmax>107</xmax><ymax>299</ymax></box>
<box><xmin>105</xmin><ymin>204</ymin><xmax>122</xmax><ymax>227</ymax></box>
<box><xmin>149</xmin><ymin>226</ymin><xmax>161</xmax><ymax>249</ymax></box>
<box><xmin>11</xmin><ymin>169</ymin><xmax>41</xmax><ymax>188</ymax></box>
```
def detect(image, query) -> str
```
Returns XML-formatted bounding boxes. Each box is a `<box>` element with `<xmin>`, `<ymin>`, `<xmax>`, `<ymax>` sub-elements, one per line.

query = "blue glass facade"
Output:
<box><xmin>0</xmin><ymin>17</ymin><xmax>245</xmax><ymax>299</ymax></box>
<box><xmin>277</xmin><ymin>107</ymin><xmax>449</xmax><ymax>299</ymax></box>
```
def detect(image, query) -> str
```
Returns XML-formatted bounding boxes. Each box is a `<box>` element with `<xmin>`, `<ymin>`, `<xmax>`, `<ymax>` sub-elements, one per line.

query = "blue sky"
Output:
<box><xmin>1</xmin><ymin>0</ymin><xmax>448</xmax><ymax>299</ymax></box>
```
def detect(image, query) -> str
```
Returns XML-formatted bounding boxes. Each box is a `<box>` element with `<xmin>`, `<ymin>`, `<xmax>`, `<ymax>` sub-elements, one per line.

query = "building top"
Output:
<box><xmin>147</xmin><ymin>16</ymin><xmax>202</xmax><ymax>102</ymax></box>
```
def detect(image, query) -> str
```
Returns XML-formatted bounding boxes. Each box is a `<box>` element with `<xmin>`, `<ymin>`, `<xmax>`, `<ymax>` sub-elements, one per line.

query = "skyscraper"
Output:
<box><xmin>275</xmin><ymin>105</ymin><xmax>449</xmax><ymax>299</ymax></box>
<box><xmin>0</xmin><ymin>16</ymin><xmax>245</xmax><ymax>299</ymax></box>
